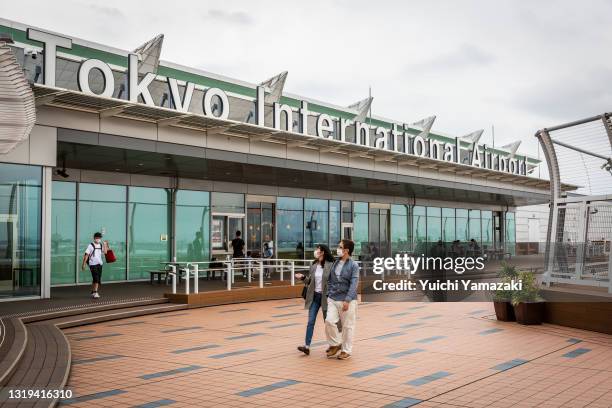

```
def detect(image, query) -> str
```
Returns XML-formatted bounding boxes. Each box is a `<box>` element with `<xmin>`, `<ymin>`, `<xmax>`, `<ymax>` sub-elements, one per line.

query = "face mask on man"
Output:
<box><xmin>94</xmin><ymin>238</ymin><xmax>101</xmax><ymax>244</ymax></box>
<box><xmin>336</xmin><ymin>248</ymin><xmax>344</xmax><ymax>257</ymax></box>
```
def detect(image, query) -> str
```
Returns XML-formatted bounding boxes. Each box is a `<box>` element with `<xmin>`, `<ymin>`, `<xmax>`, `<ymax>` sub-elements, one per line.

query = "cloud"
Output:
<box><xmin>512</xmin><ymin>68</ymin><xmax>612</xmax><ymax>121</ymax></box>
<box><xmin>404</xmin><ymin>44</ymin><xmax>496</xmax><ymax>74</ymax></box>
<box><xmin>205</xmin><ymin>9</ymin><xmax>253</xmax><ymax>25</ymax></box>
<box><xmin>89</xmin><ymin>5</ymin><xmax>125</xmax><ymax>19</ymax></box>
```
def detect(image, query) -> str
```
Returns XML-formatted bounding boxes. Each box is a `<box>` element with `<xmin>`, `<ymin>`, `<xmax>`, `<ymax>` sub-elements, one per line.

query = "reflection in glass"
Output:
<box><xmin>128</xmin><ymin>187</ymin><xmax>171</xmax><ymax>280</ymax></box>
<box><xmin>0</xmin><ymin>163</ymin><xmax>42</xmax><ymax>297</ymax></box>
<box><xmin>78</xmin><ymin>183</ymin><xmax>126</xmax><ymax>282</ymax></box>
<box><xmin>277</xmin><ymin>197</ymin><xmax>304</xmax><ymax>259</ymax></box>
<box><xmin>51</xmin><ymin>181</ymin><xmax>76</xmax><ymax>285</ymax></box>
<box><xmin>176</xmin><ymin>190</ymin><xmax>210</xmax><ymax>262</ymax></box>
<box><xmin>391</xmin><ymin>204</ymin><xmax>410</xmax><ymax>255</ymax></box>
<box><xmin>305</xmin><ymin>199</ymin><xmax>328</xmax><ymax>255</ymax></box>
<box><xmin>353</xmin><ymin>202</ymin><xmax>368</xmax><ymax>258</ymax></box>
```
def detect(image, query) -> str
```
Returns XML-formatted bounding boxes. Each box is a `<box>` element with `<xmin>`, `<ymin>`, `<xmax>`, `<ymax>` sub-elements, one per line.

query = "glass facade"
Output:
<box><xmin>47</xmin><ymin>179</ymin><xmax>518</xmax><ymax>285</ymax></box>
<box><xmin>127</xmin><ymin>187</ymin><xmax>171</xmax><ymax>280</ymax></box>
<box><xmin>0</xmin><ymin>163</ymin><xmax>42</xmax><ymax>298</ymax></box>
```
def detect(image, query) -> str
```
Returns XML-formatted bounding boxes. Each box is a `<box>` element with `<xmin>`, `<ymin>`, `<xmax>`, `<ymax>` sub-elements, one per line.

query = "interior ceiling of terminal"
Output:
<box><xmin>56</xmin><ymin>142</ymin><xmax>547</xmax><ymax>207</ymax></box>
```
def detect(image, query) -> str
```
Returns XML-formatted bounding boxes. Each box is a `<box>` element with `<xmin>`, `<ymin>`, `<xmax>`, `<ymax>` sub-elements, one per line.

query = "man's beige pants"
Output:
<box><xmin>325</xmin><ymin>299</ymin><xmax>357</xmax><ymax>354</ymax></box>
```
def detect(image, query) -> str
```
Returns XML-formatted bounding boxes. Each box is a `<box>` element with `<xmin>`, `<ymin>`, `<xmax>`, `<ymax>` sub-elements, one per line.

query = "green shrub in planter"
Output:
<box><xmin>511</xmin><ymin>271</ymin><xmax>545</xmax><ymax>325</ymax></box>
<box><xmin>492</xmin><ymin>262</ymin><xmax>519</xmax><ymax>321</ymax></box>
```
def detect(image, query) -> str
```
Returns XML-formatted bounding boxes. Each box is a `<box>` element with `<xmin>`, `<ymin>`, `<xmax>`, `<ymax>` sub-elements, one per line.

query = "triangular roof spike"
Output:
<box><xmin>501</xmin><ymin>140</ymin><xmax>522</xmax><ymax>158</ymax></box>
<box><xmin>259</xmin><ymin>71</ymin><xmax>288</xmax><ymax>104</ymax></box>
<box><xmin>460</xmin><ymin>129</ymin><xmax>484</xmax><ymax>145</ymax></box>
<box><xmin>132</xmin><ymin>34</ymin><xmax>164</xmax><ymax>74</ymax></box>
<box><xmin>347</xmin><ymin>96</ymin><xmax>373</xmax><ymax>123</ymax></box>
<box><xmin>410</xmin><ymin>115</ymin><xmax>436</xmax><ymax>139</ymax></box>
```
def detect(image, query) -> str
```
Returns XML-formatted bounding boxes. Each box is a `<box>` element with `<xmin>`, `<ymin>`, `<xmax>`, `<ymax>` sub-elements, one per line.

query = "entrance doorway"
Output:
<box><xmin>493</xmin><ymin>211</ymin><xmax>503</xmax><ymax>249</ymax></box>
<box><xmin>246</xmin><ymin>201</ymin><xmax>275</xmax><ymax>257</ymax></box>
<box><xmin>341</xmin><ymin>222</ymin><xmax>353</xmax><ymax>240</ymax></box>
<box><xmin>369</xmin><ymin>207</ymin><xmax>390</xmax><ymax>258</ymax></box>
<box><xmin>211</xmin><ymin>214</ymin><xmax>245</xmax><ymax>257</ymax></box>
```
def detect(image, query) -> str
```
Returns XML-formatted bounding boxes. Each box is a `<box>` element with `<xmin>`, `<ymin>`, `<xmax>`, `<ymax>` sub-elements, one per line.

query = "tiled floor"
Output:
<box><xmin>60</xmin><ymin>300</ymin><xmax>612</xmax><ymax>407</ymax></box>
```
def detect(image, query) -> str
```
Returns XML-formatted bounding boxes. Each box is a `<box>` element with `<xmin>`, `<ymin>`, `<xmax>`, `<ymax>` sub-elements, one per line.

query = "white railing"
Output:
<box><xmin>163</xmin><ymin>258</ymin><xmax>312</xmax><ymax>295</ymax></box>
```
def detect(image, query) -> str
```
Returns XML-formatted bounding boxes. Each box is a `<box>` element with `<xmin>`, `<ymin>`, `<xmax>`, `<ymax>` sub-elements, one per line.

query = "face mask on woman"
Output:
<box><xmin>314</xmin><ymin>249</ymin><xmax>321</xmax><ymax>258</ymax></box>
<box><xmin>336</xmin><ymin>247</ymin><xmax>344</xmax><ymax>257</ymax></box>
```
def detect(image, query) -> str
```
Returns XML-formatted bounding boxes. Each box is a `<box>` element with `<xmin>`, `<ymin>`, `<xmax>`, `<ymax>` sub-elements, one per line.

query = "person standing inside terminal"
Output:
<box><xmin>231</xmin><ymin>230</ymin><xmax>245</xmax><ymax>259</ymax></box>
<box><xmin>81</xmin><ymin>232</ymin><xmax>108</xmax><ymax>299</ymax></box>
<box><xmin>295</xmin><ymin>244</ymin><xmax>334</xmax><ymax>355</ymax></box>
<box><xmin>325</xmin><ymin>239</ymin><xmax>360</xmax><ymax>360</ymax></box>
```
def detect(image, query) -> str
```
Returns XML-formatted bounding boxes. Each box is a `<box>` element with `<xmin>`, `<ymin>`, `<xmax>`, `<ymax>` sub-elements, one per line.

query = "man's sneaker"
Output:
<box><xmin>337</xmin><ymin>351</ymin><xmax>351</xmax><ymax>360</ymax></box>
<box><xmin>326</xmin><ymin>345</ymin><xmax>341</xmax><ymax>358</ymax></box>
<box><xmin>297</xmin><ymin>346</ymin><xmax>310</xmax><ymax>356</ymax></box>
<box><xmin>93</xmin><ymin>292</ymin><xmax>100</xmax><ymax>299</ymax></box>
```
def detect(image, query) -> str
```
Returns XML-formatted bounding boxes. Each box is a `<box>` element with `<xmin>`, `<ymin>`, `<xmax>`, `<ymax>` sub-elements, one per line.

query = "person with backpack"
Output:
<box><xmin>81</xmin><ymin>232</ymin><xmax>108</xmax><ymax>299</ymax></box>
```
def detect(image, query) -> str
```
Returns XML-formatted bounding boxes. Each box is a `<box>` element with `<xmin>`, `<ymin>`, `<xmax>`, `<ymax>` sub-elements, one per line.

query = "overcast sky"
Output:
<box><xmin>3</xmin><ymin>0</ymin><xmax>612</xmax><ymax>158</ymax></box>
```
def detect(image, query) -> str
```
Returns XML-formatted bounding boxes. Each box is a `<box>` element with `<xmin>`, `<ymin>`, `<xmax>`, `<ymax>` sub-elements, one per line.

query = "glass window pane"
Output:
<box><xmin>79</xmin><ymin>183</ymin><xmax>126</xmax><ymax>202</ymax></box>
<box><xmin>52</xmin><ymin>181</ymin><xmax>76</xmax><ymax>200</ymax></box>
<box><xmin>211</xmin><ymin>192</ymin><xmax>244</xmax><ymax>213</ymax></box>
<box><xmin>51</xmin><ymin>191</ymin><xmax>76</xmax><ymax>285</ymax></box>
<box><xmin>277</xmin><ymin>196</ymin><xmax>303</xmax><ymax>211</ymax></box>
<box><xmin>305</xmin><ymin>199</ymin><xmax>328</xmax><ymax>253</ymax></box>
<box><xmin>391</xmin><ymin>204</ymin><xmax>410</xmax><ymax>255</ymax></box>
<box><xmin>442</xmin><ymin>208</ymin><xmax>455</xmax><ymax>244</ymax></box>
<box><xmin>468</xmin><ymin>209</ymin><xmax>482</xmax><ymax>244</ymax></box>
<box><xmin>129</xmin><ymin>186</ymin><xmax>167</xmax><ymax>204</ymax></box>
<box><xmin>277</xmin><ymin>203</ymin><xmax>304</xmax><ymax>259</ymax></box>
<box><xmin>426</xmin><ymin>207</ymin><xmax>442</xmax><ymax>243</ymax></box>
<box><xmin>505</xmin><ymin>212</ymin><xmax>516</xmax><ymax>255</ymax></box>
<box><xmin>456</xmin><ymin>209</ymin><xmax>469</xmax><ymax>242</ymax></box>
<box><xmin>176</xmin><ymin>190</ymin><xmax>210</xmax><ymax>262</ymax></box>
<box><xmin>481</xmin><ymin>210</ymin><xmax>493</xmax><ymax>249</ymax></box>
<box><xmin>353</xmin><ymin>202</ymin><xmax>368</xmax><ymax>258</ymax></box>
<box><xmin>0</xmin><ymin>163</ymin><xmax>42</xmax><ymax>297</ymax></box>
<box><xmin>128</xmin><ymin>188</ymin><xmax>170</xmax><ymax>279</ymax></box>
<box><xmin>78</xmin><ymin>184</ymin><xmax>127</xmax><ymax>282</ymax></box>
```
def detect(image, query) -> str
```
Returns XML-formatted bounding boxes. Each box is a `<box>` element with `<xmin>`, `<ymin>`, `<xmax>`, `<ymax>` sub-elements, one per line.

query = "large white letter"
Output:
<box><xmin>203</xmin><ymin>88</ymin><xmax>230</xmax><ymax>120</ymax></box>
<box><xmin>128</xmin><ymin>53</ymin><xmax>156</xmax><ymax>105</ymax></box>
<box><xmin>374</xmin><ymin>127</ymin><xmax>388</xmax><ymax>149</ymax></box>
<box><xmin>27</xmin><ymin>29</ymin><xmax>72</xmax><ymax>87</ymax></box>
<box><xmin>355</xmin><ymin>122</ymin><xmax>370</xmax><ymax>146</ymax></box>
<box><xmin>274</xmin><ymin>103</ymin><xmax>294</xmax><ymax>131</ymax></box>
<box><xmin>167</xmin><ymin>77</ymin><xmax>195</xmax><ymax>112</ymax></box>
<box><xmin>316</xmin><ymin>114</ymin><xmax>334</xmax><ymax>138</ymax></box>
<box><xmin>77</xmin><ymin>59</ymin><xmax>114</xmax><ymax>98</ymax></box>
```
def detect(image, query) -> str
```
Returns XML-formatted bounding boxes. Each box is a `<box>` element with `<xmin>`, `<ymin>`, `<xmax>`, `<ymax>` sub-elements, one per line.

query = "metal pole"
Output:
<box><xmin>248</xmin><ymin>259</ymin><xmax>252</xmax><ymax>283</ymax></box>
<box><xmin>185</xmin><ymin>263</ymin><xmax>190</xmax><ymax>294</ymax></box>
<box><xmin>280</xmin><ymin>260</ymin><xmax>284</xmax><ymax>281</ymax></box>
<box><xmin>170</xmin><ymin>264</ymin><xmax>176</xmax><ymax>294</ymax></box>
<box><xmin>226</xmin><ymin>262</ymin><xmax>232</xmax><ymax>291</ymax></box>
<box><xmin>259</xmin><ymin>260</ymin><xmax>264</xmax><ymax>288</ymax></box>
<box><xmin>231</xmin><ymin>258</ymin><xmax>235</xmax><ymax>284</ymax></box>
<box><xmin>193</xmin><ymin>263</ymin><xmax>198</xmax><ymax>294</ymax></box>
<box><xmin>290</xmin><ymin>261</ymin><xmax>295</xmax><ymax>286</ymax></box>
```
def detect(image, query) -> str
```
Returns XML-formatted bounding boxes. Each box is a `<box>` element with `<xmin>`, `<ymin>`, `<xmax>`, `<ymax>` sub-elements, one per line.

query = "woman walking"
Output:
<box><xmin>294</xmin><ymin>244</ymin><xmax>334</xmax><ymax>355</ymax></box>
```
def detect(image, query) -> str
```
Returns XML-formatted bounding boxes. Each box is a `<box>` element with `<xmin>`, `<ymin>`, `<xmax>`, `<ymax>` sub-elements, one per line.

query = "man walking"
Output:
<box><xmin>325</xmin><ymin>239</ymin><xmax>360</xmax><ymax>360</ymax></box>
<box><xmin>81</xmin><ymin>232</ymin><xmax>108</xmax><ymax>299</ymax></box>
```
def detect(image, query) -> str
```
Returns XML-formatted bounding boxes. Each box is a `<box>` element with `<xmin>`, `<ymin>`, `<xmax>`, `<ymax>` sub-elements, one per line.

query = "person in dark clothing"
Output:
<box><xmin>231</xmin><ymin>230</ymin><xmax>245</xmax><ymax>259</ymax></box>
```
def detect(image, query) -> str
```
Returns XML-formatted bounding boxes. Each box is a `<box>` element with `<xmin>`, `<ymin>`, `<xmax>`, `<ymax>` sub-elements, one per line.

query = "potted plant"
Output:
<box><xmin>492</xmin><ymin>262</ymin><xmax>517</xmax><ymax>321</ymax></box>
<box><xmin>511</xmin><ymin>271</ymin><xmax>545</xmax><ymax>325</ymax></box>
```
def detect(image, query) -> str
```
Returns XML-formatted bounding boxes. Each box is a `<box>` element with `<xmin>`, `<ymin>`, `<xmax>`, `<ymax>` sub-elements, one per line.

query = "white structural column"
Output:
<box><xmin>41</xmin><ymin>167</ymin><xmax>53</xmax><ymax>298</ymax></box>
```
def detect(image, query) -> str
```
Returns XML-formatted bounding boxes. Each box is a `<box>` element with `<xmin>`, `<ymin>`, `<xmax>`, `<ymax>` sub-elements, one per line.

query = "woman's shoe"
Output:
<box><xmin>297</xmin><ymin>346</ymin><xmax>310</xmax><ymax>355</ymax></box>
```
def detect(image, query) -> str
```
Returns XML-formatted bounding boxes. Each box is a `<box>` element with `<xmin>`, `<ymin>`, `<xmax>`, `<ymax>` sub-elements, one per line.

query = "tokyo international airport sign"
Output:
<box><xmin>27</xmin><ymin>28</ymin><xmax>527</xmax><ymax>176</ymax></box>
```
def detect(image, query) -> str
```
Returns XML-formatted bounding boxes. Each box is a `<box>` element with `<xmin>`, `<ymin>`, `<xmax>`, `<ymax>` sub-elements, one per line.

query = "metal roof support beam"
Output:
<box><xmin>157</xmin><ymin>114</ymin><xmax>191</xmax><ymax>127</ymax></box>
<box><xmin>99</xmin><ymin>104</ymin><xmax>130</xmax><ymax>118</ymax></box>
